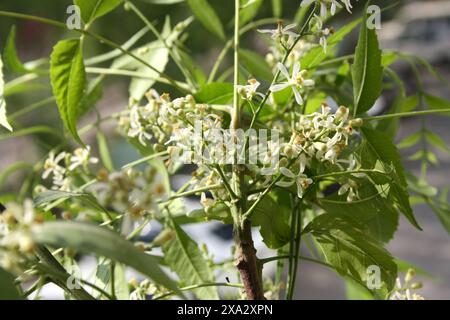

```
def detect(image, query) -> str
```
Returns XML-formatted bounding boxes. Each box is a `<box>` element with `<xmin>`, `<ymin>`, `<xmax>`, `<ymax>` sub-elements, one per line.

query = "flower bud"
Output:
<box><xmin>335</xmin><ymin>106</ymin><xmax>348</xmax><ymax>121</ymax></box>
<box><xmin>152</xmin><ymin>229</ymin><xmax>175</xmax><ymax>247</ymax></box>
<box><xmin>411</xmin><ymin>282</ymin><xmax>423</xmax><ymax>290</ymax></box>
<box><xmin>405</xmin><ymin>268</ymin><xmax>416</xmax><ymax>283</ymax></box>
<box><xmin>349</xmin><ymin>118</ymin><xmax>363</xmax><ymax>127</ymax></box>
<box><xmin>19</xmin><ymin>235</ymin><xmax>35</xmax><ymax>253</ymax></box>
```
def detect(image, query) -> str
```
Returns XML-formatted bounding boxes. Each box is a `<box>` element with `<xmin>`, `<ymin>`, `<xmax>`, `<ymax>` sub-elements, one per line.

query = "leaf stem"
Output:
<box><xmin>124</xmin><ymin>1</ymin><xmax>197</xmax><ymax>88</ymax></box>
<box><xmin>0</xmin><ymin>10</ymin><xmax>187</xmax><ymax>94</ymax></box>
<box><xmin>364</xmin><ymin>108</ymin><xmax>450</xmax><ymax>121</ymax></box>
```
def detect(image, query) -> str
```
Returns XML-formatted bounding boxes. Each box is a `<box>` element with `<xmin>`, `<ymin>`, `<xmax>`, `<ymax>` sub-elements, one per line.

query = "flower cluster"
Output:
<box><xmin>301</xmin><ymin>0</ymin><xmax>354</xmax><ymax>17</ymax></box>
<box><xmin>88</xmin><ymin>168</ymin><xmax>166</xmax><ymax>220</ymax></box>
<box><xmin>0</xmin><ymin>200</ymin><xmax>41</xmax><ymax>274</ymax></box>
<box><xmin>41</xmin><ymin>146</ymin><xmax>98</xmax><ymax>191</ymax></box>
<box><xmin>275</xmin><ymin>105</ymin><xmax>363</xmax><ymax>199</ymax></box>
<box><xmin>389</xmin><ymin>269</ymin><xmax>425</xmax><ymax>300</ymax></box>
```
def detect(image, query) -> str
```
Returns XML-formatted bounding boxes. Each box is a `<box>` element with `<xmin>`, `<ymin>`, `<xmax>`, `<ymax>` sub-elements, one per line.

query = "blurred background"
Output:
<box><xmin>0</xmin><ymin>0</ymin><xmax>449</xmax><ymax>299</ymax></box>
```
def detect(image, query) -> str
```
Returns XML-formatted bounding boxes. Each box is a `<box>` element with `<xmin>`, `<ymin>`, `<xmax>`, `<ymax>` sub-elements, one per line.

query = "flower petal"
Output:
<box><xmin>277</xmin><ymin>62</ymin><xmax>290</xmax><ymax>79</ymax></box>
<box><xmin>270</xmin><ymin>83</ymin><xmax>289</xmax><ymax>92</ymax></box>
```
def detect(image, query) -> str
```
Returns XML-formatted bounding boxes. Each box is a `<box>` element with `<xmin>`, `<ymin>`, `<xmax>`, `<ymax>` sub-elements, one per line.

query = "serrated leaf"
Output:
<box><xmin>162</xmin><ymin>219</ymin><xmax>218</xmax><ymax>299</ymax></box>
<box><xmin>319</xmin><ymin>184</ymin><xmax>399</xmax><ymax>243</ymax></box>
<box><xmin>32</xmin><ymin>221</ymin><xmax>178</xmax><ymax>293</ymax></box>
<box><xmin>305</xmin><ymin>214</ymin><xmax>397</xmax><ymax>299</ymax></box>
<box><xmin>74</xmin><ymin>0</ymin><xmax>123</xmax><ymax>23</ymax></box>
<box><xmin>50</xmin><ymin>38</ymin><xmax>86</xmax><ymax>144</ymax></box>
<box><xmin>194</xmin><ymin>82</ymin><xmax>233</xmax><ymax>104</ymax></box>
<box><xmin>0</xmin><ymin>267</ymin><xmax>22</xmax><ymax>300</ymax></box>
<box><xmin>360</xmin><ymin>127</ymin><xmax>421</xmax><ymax>230</ymax></box>
<box><xmin>187</xmin><ymin>0</ymin><xmax>225</xmax><ymax>39</ymax></box>
<box><xmin>352</xmin><ymin>9</ymin><xmax>383</xmax><ymax>115</ymax></box>
<box><xmin>0</xmin><ymin>54</ymin><xmax>13</xmax><ymax>132</ymax></box>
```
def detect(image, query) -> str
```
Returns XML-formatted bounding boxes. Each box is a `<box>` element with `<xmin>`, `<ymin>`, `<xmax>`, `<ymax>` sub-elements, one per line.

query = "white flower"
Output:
<box><xmin>270</xmin><ymin>62</ymin><xmax>315</xmax><ymax>105</ymax></box>
<box><xmin>68</xmin><ymin>146</ymin><xmax>98</xmax><ymax>171</ymax></box>
<box><xmin>338</xmin><ymin>179</ymin><xmax>359</xmax><ymax>202</ymax></box>
<box><xmin>301</xmin><ymin>0</ymin><xmax>354</xmax><ymax>18</ymax></box>
<box><xmin>276</xmin><ymin>167</ymin><xmax>313</xmax><ymax>198</ymax></box>
<box><xmin>42</xmin><ymin>151</ymin><xmax>66</xmax><ymax>179</ymax></box>
<box><xmin>128</xmin><ymin>105</ymin><xmax>153</xmax><ymax>146</ymax></box>
<box><xmin>236</xmin><ymin>79</ymin><xmax>263</xmax><ymax>101</ymax></box>
<box><xmin>258</xmin><ymin>22</ymin><xmax>298</xmax><ymax>41</ymax></box>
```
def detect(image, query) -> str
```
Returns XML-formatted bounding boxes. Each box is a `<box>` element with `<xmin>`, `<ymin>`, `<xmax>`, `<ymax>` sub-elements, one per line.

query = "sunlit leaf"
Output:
<box><xmin>352</xmin><ymin>7</ymin><xmax>383</xmax><ymax>115</ymax></box>
<box><xmin>74</xmin><ymin>0</ymin><xmax>124</xmax><ymax>23</ymax></box>
<box><xmin>50</xmin><ymin>38</ymin><xmax>86</xmax><ymax>144</ymax></box>
<box><xmin>187</xmin><ymin>0</ymin><xmax>225</xmax><ymax>39</ymax></box>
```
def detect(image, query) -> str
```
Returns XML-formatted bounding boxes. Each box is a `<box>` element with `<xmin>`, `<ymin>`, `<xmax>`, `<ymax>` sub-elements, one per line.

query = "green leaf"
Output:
<box><xmin>239</xmin><ymin>49</ymin><xmax>273</xmax><ymax>81</ymax></box>
<box><xmin>425</xmin><ymin>130</ymin><xmax>449</xmax><ymax>153</ymax></box>
<box><xmin>74</xmin><ymin>0</ymin><xmax>123</xmax><ymax>23</ymax></box>
<box><xmin>360</xmin><ymin>127</ymin><xmax>421</xmax><ymax>230</ymax></box>
<box><xmin>319</xmin><ymin>185</ymin><xmax>399</xmax><ymax>243</ymax></box>
<box><xmin>97</xmin><ymin>131</ymin><xmax>114</xmax><ymax>171</ymax></box>
<box><xmin>32</xmin><ymin>221</ymin><xmax>179</xmax><ymax>293</ymax></box>
<box><xmin>93</xmin><ymin>260</ymin><xmax>129</xmax><ymax>300</ymax></box>
<box><xmin>381</xmin><ymin>52</ymin><xmax>398</xmax><ymax>67</ymax></box>
<box><xmin>194</xmin><ymin>82</ymin><xmax>233</xmax><ymax>104</ymax></box>
<box><xmin>0</xmin><ymin>268</ymin><xmax>22</xmax><ymax>300</ymax></box>
<box><xmin>345</xmin><ymin>278</ymin><xmax>374</xmax><ymax>300</ymax></box>
<box><xmin>162</xmin><ymin>219</ymin><xmax>218</xmax><ymax>299</ymax></box>
<box><xmin>352</xmin><ymin>9</ymin><xmax>383</xmax><ymax>115</ymax></box>
<box><xmin>397</xmin><ymin>132</ymin><xmax>421</xmax><ymax>149</ymax></box>
<box><xmin>0</xmin><ymin>54</ymin><xmax>13</xmax><ymax>132</ymax></box>
<box><xmin>240</xmin><ymin>0</ymin><xmax>263</xmax><ymax>25</ymax></box>
<box><xmin>400</xmin><ymin>94</ymin><xmax>419</xmax><ymax>113</ymax></box>
<box><xmin>138</xmin><ymin>0</ymin><xmax>185</xmax><ymax>3</ymax></box>
<box><xmin>305</xmin><ymin>214</ymin><xmax>397</xmax><ymax>299</ymax></box>
<box><xmin>271</xmin><ymin>0</ymin><xmax>282</xmax><ymax>17</ymax></box>
<box><xmin>187</xmin><ymin>0</ymin><xmax>225</xmax><ymax>39</ymax></box>
<box><xmin>432</xmin><ymin>188</ymin><xmax>450</xmax><ymax>235</ymax></box>
<box><xmin>177</xmin><ymin>49</ymin><xmax>207</xmax><ymax>85</ymax></box>
<box><xmin>424</xmin><ymin>93</ymin><xmax>450</xmax><ymax>116</ymax></box>
<box><xmin>34</xmin><ymin>190</ymin><xmax>108</xmax><ymax>215</ymax></box>
<box><xmin>4</xmin><ymin>26</ymin><xmax>30</xmax><ymax>74</ymax></box>
<box><xmin>113</xmin><ymin>41</ymin><xmax>169</xmax><ymax>101</ymax></box>
<box><xmin>301</xmin><ymin>20</ymin><xmax>359</xmax><ymax>69</ymax></box>
<box><xmin>252</xmin><ymin>196</ymin><xmax>291</xmax><ymax>249</ymax></box>
<box><xmin>78</xmin><ymin>76</ymin><xmax>103</xmax><ymax>119</ymax></box>
<box><xmin>50</xmin><ymin>38</ymin><xmax>86</xmax><ymax>144</ymax></box>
